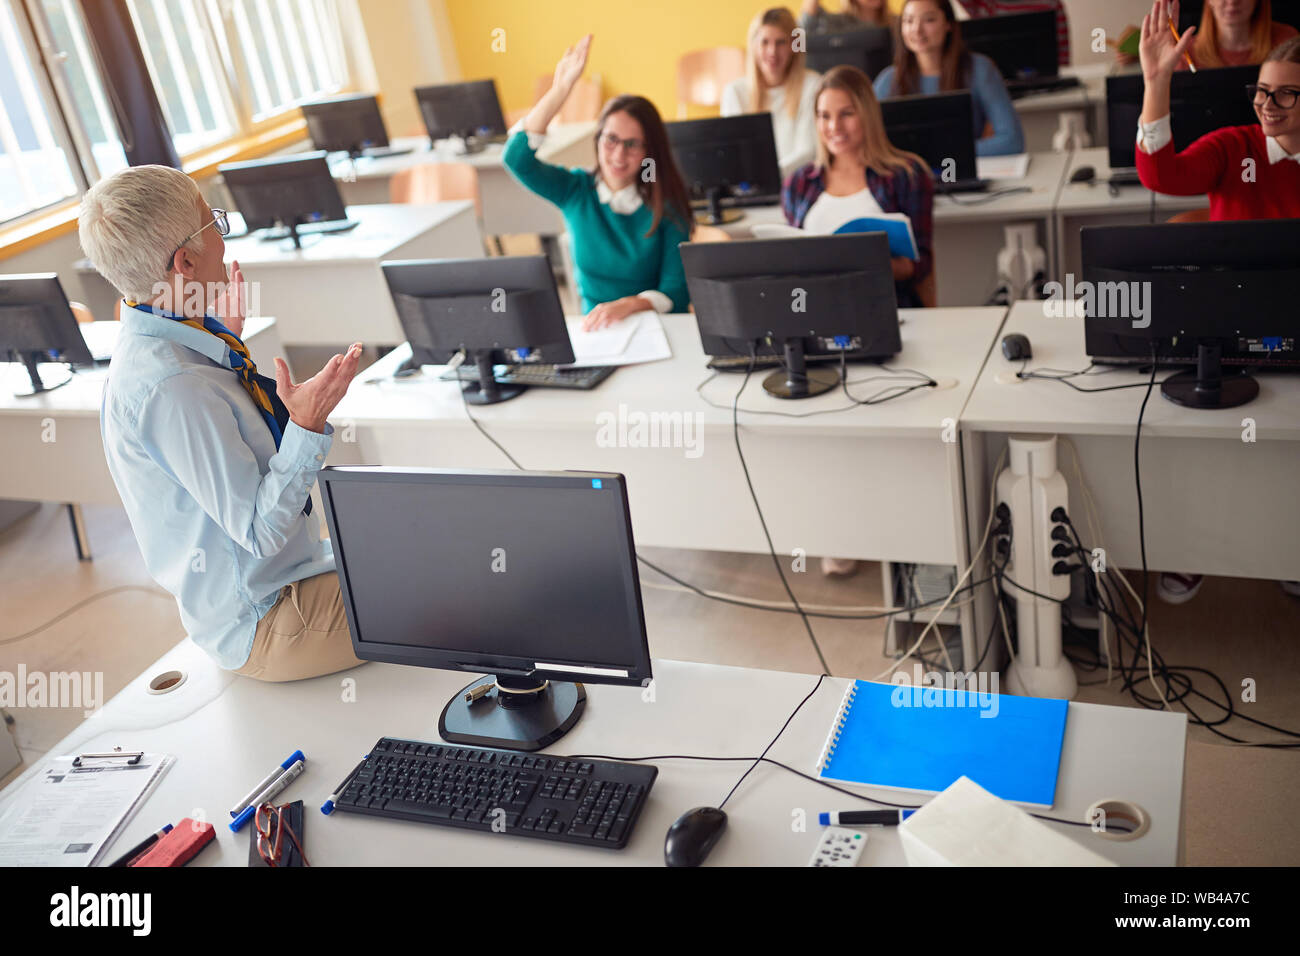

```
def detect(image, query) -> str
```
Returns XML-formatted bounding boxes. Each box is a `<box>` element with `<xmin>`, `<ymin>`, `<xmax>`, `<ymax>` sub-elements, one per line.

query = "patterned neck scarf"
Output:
<box><xmin>126</xmin><ymin>300</ymin><xmax>310</xmax><ymax>515</ymax></box>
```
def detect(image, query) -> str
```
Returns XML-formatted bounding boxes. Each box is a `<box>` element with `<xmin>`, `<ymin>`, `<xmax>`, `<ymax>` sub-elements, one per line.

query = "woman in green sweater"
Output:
<box><xmin>503</xmin><ymin>35</ymin><xmax>694</xmax><ymax>329</ymax></box>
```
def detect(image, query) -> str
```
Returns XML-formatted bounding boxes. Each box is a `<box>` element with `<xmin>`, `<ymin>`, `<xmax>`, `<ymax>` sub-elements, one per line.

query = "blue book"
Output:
<box><xmin>833</xmin><ymin>214</ymin><xmax>918</xmax><ymax>259</ymax></box>
<box><xmin>815</xmin><ymin>679</ymin><xmax>1069</xmax><ymax>807</ymax></box>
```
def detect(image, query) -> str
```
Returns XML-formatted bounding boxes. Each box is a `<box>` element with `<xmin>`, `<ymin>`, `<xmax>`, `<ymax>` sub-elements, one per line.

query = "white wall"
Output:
<box><xmin>1064</xmin><ymin>0</ymin><xmax>1156</xmax><ymax>64</ymax></box>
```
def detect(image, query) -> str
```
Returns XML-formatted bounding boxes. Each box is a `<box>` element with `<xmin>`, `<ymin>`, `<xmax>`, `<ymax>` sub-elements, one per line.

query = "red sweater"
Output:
<box><xmin>1135</xmin><ymin>124</ymin><xmax>1300</xmax><ymax>221</ymax></box>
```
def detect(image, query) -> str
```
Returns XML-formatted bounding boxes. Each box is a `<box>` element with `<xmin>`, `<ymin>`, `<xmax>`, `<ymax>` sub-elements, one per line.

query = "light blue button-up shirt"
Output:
<box><xmin>101</xmin><ymin>303</ymin><xmax>335</xmax><ymax>669</ymax></box>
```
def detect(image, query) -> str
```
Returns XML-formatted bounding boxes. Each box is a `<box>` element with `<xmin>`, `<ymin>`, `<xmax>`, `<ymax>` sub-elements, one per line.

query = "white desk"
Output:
<box><xmin>1053</xmin><ymin>146</ymin><xmax>1207</xmax><ymax>283</ymax></box>
<box><xmin>222</xmin><ymin>203</ymin><xmax>482</xmax><ymax>348</ymax></box>
<box><xmin>1012</xmin><ymin>63</ymin><xmax>1110</xmax><ymax>153</ymax></box>
<box><xmin>329</xmin><ymin>308</ymin><xmax>1006</xmax><ymax>655</ymax></box>
<box><xmin>331</xmin><ymin>123</ymin><xmax>597</xmax><ymax>237</ymax></box>
<box><xmin>961</xmin><ymin>300</ymin><xmax>1300</xmax><ymax>581</ymax></box>
<box><xmin>712</xmin><ymin>152</ymin><xmax>1068</xmax><ymax>309</ymax></box>
<box><xmin>0</xmin><ymin>638</ymin><xmax>1188</xmax><ymax>866</ymax></box>
<box><xmin>0</xmin><ymin>317</ymin><xmax>281</xmax><ymax>556</ymax></box>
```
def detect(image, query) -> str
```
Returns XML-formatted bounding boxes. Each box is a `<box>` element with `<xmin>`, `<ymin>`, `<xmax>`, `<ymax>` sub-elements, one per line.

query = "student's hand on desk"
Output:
<box><xmin>552</xmin><ymin>34</ymin><xmax>592</xmax><ymax>98</ymax></box>
<box><xmin>274</xmin><ymin>343</ymin><xmax>363</xmax><ymax>434</ymax></box>
<box><xmin>1139</xmin><ymin>0</ymin><xmax>1195</xmax><ymax>80</ymax></box>
<box><xmin>582</xmin><ymin>296</ymin><xmax>648</xmax><ymax>331</ymax></box>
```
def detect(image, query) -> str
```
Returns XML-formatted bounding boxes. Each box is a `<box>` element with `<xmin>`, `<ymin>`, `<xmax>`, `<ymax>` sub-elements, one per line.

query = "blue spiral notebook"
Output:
<box><xmin>815</xmin><ymin>679</ymin><xmax>1069</xmax><ymax>808</ymax></box>
<box><xmin>833</xmin><ymin>214</ymin><xmax>917</xmax><ymax>259</ymax></box>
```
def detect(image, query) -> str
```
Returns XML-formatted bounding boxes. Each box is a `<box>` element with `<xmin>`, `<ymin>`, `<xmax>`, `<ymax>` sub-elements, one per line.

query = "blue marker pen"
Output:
<box><xmin>229</xmin><ymin>750</ymin><xmax>304</xmax><ymax>818</ymax></box>
<box><xmin>230</xmin><ymin>759</ymin><xmax>306</xmax><ymax>832</ymax></box>
<box><xmin>819</xmin><ymin>810</ymin><xmax>914</xmax><ymax>827</ymax></box>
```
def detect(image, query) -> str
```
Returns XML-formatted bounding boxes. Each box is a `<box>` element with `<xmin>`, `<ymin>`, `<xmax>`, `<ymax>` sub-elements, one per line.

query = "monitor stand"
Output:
<box><xmin>1161</xmin><ymin>341</ymin><xmax>1258</xmax><ymax>409</ymax></box>
<box><xmin>696</xmin><ymin>186</ymin><xmax>742</xmax><ymax>226</ymax></box>
<box><xmin>763</xmin><ymin>339</ymin><xmax>839</xmax><ymax>399</ymax></box>
<box><xmin>440</xmin><ymin>675</ymin><xmax>587</xmax><ymax>751</ymax></box>
<box><xmin>261</xmin><ymin>218</ymin><xmax>360</xmax><ymax>250</ymax></box>
<box><xmin>11</xmin><ymin>352</ymin><xmax>73</xmax><ymax>397</ymax></box>
<box><xmin>462</xmin><ymin>350</ymin><xmax>524</xmax><ymax>404</ymax></box>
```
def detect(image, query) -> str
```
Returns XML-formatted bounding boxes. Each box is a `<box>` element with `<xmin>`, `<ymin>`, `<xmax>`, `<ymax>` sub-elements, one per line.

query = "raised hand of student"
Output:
<box><xmin>273</xmin><ymin>343</ymin><xmax>363</xmax><ymax>435</ymax></box>
<box><xmin>1139</xmin><ymin>0</ymin><xmax>1195</xmax><ymax>80</ymax></box>
<box><xmin>553</xmin><ymin>34</ymin><xmax>592</xmax><ymax>99</ymax></box>
<box><xmin>582</xmin><ymin>295</ymin><xmax>649</xmax><ymax>332</ymax></box>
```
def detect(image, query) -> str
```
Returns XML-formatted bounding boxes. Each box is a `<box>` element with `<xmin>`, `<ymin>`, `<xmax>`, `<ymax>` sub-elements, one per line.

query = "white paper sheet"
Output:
<box><xmin>562</xmin><ymin>312</ymin><xmax>671</xmax><ymax>368</ymax></box>
<box><xmin>565</xmin><ymin>312</ymin><xmax>643</xmax><ymax>363</ymax></box>
<box><xmin>0</xmin><ymin>754</ymin><xmax>174</xmax><ymax>867</ymax></box>
<box><xmin>976</xmin><ymin>153</ymin><xmax>1031</xmax><ymax>180</ymax></box>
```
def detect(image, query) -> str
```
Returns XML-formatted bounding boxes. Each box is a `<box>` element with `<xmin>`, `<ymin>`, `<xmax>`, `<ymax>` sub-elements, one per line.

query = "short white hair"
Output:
<box><xmin>78</xmin><ymin>165</ymin><xmax>207</xmax><ymax>303</ymax></box>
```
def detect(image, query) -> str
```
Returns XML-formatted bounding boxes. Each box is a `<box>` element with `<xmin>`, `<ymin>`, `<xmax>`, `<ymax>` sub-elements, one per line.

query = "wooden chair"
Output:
<box><xmin>691</xmin><ymin>224</ymin><xmax>731</xmax><ymax>243</ymax></box>
<box><xmin>916</xmin><ymin>247</ymin><xmax>937</xmax><ymax>308</ymax></box>
<box><xmin>676</xmin><ymin>47</ymin><xmax>745</xmax><ymax>118</ymax></box>
<box><xmin>68</xmin><ymin>301</ymin><xmax>95</xmax><ymax>324</ymax></box>
<box><xmin>389</xmin><ymin>162</ymin><xmax>500</xmax><ymax>254</ymax></box>
<box><xmin>1167</xmin><ymin>208</ymin><xmax>1210</xmax><ymax>223</ymax></box>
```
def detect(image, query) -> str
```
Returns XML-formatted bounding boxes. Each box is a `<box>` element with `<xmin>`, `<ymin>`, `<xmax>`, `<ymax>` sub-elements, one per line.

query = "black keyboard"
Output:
<box><xmin>934</xmin><ymin>178</ymin><xmax>991</xmax><ymax>194</ymax></box>
<box><xmin>439</xmin><ymin>363</ymin><xmax>615</xmax><ymax>389</ymax></box>
<box><xmin>1007</xmin><ymin>75</ymin><xmax>1081</xmax><ymax>99</ymax></box>
<box><xmin>690</xmin><ymin>193</ymin><xmax>781</xmax><ymax>210</ymax></box>
<box><xmin>707</xmin><ymin>351</ymin><xmax>880</xmax><ymax>372</ymax></box>
<box><xmin>1106</xmin><ymin>169</ymin><xmax>1142</xmax><ymax>188</ymax></box>
<box><xmin>332</xmin><ymin>737</ymin><xmax>657</xmax><ymax>849</ymax></box>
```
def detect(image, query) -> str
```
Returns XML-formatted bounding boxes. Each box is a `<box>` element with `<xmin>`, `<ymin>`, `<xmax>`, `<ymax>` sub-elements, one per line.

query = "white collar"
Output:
<box><xmin>595</xmin><ymin>177</ymin><xmax>643</xmax><ymax>214</ymax></box>
<box><xmin>1266</xmin><ymin>135</ymin><xmax>1300</xmax><ymax>165</ymax></box>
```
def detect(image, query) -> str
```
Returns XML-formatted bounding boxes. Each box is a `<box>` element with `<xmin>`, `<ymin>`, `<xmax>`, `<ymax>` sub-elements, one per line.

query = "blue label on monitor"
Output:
<box><xmin>308</xmin><ymin>211</ymin><xmax>324</xmax><ymax>221</ymax></box>
<box><xmin>591</xmin><ymin>479</ymin><xmax>602</xmax><ymax>489</ymax></box>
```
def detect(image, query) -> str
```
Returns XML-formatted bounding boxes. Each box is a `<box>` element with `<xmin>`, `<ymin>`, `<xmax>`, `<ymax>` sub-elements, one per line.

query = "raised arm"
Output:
<box><xmin>524</xmin><ymin>34</ymin><xmax>592</xmax><ymax>135</ymax></box>
<box><xmin>1138</xmin><ymin>0</ymin><xmax>1196</xmax><ymax>125</ymax></box>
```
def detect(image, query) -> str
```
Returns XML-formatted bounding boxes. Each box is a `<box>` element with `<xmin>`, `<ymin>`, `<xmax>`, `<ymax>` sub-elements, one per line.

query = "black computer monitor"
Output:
<box><xmin>0</xmin><ymin>274</ymin><xmax>95</xmax><ymax>396</ymax></box>
<box><xmin>805</xmin><ymin>25</ymin><xmax>894</xmax><ymax>79</ymax></box>
<box><xmin>665</xmin><ymin>113</ymin><xmax>784</xmax><ymax>225</ymax></box>
<box><xmin>218</xmin><ymin>152</ymin><xmax>355</xmax><ymax>250</ymax></box>
<box><xmin>879</xmin><ymin>91</ymin><xmax>979</xmax><ymax>188</ymax></box>
<box><xmin>960</xmin><ymin>10</ymin><xmax>1059</xmax><ymax>83</ymax></box>
<box><xmin>301</xmin><ymin>93</ymin><xmax>392</xmax><ymax>158</ymax></box>
<box><xmin>1105</xmin><ymin>65</ymin><xmax>1259</xmax><ymax>171</ymax></box>
<box><xmin>382</xmin><ymin>255</ymin><xmax>575</xmax><ymax>405</ymax></box>
<box><xmin>413</xmin><ymin>79</ymin><xmax>507</xmax><ymax>151</ymax></box>
<box><xmin>680</xmin><ymin>233</ymin><xmax>900</xmax><ymax>399</ymax></box>
<box><xmin>318</xmin><ymin>465</ymin><xmax>653</xmax><ymax>750</ymax></box>
<box><xmin>1080</xmin><ymin>219</ymin><xmax>1300</xmax><ymax>408</ymax></box>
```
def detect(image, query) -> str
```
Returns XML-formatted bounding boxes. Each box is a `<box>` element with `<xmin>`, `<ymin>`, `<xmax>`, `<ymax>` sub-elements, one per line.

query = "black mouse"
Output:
<box><xmin>1002</xmin><ymin>332</ymin><xmax>1032</xmax><ymax>361</ymax></box>
<box><xmin>1069</xmin><ymin>165</ymin><xmax>1096</xmax><ymax>184</ymax></box>
<box><xmin>665</xmin><ymin>806</ymin><xmax>727</xmax><ymax>867</ymax></box>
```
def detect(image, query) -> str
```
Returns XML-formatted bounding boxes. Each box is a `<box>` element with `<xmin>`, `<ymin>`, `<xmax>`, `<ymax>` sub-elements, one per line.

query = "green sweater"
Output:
<box><xmin>502</xmin><ymin>130</ymin><xmax>691</xmax><ymax>313</ymax></box>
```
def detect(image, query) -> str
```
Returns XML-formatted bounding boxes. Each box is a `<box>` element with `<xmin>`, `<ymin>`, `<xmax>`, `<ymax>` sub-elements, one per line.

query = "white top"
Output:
<box><xmin>721</xmin><ymin>71</ymin><xmax>821</xmax><ymax>177</ymax></box>
<box><xmin>801</xmin><ymin>186</ymin><xmax>886</xmax><ymax>235</ymax></box>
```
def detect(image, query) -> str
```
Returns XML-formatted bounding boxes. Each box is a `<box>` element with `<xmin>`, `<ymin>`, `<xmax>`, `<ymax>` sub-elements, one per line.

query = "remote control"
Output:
<box><xmin>808</xmin><ymin>827</ymin><xmax>869</xmax><ymax>866</ymax></box>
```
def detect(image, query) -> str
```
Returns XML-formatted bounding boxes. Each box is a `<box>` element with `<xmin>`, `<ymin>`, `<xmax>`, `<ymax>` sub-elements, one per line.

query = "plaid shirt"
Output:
<box><xmin>782</xmin><ymin>161</ymin><xmax>934</xmax><ymax>309</ymax></box>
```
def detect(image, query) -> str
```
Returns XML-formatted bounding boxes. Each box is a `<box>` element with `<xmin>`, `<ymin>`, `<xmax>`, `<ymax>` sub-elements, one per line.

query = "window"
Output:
<box><xmin>223</xmin><ymin>0</ymin><xmax>348</xmax><ymax>120</ymax></box>
<box><xmin>0</xmin><ymin>0</ymin><xmax>78</xmax><ymax>222</ymax></box>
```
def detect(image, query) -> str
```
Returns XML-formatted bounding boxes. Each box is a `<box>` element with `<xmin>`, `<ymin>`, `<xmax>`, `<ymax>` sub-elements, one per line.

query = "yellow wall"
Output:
<box><xmin>441</xmin><ymin>1</ymin><xmax>901</xmax><ymax>120</ymax></box>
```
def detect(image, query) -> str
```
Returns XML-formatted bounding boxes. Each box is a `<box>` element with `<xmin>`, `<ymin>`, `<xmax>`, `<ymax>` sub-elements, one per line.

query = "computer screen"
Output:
<box><xmin>960</xmin><ymin>10</ymin><xmax>1059</xmax><ymax>82</ymax></box>
<box><xmin>219</xmin><ymin>152</ymin><xmax>350</xmax><ymax>240</ymax></box>
<box><xmin>319</xmin><ymin>467</ymin><xmax>653</xmax><ymax>687</ymax></box>
<box><xmin>805</xmin><ymin>25</ymin><xmax>893</xmax><ymax>79</ymax></box>
<box><xmin>665</xmin><ymin>113</ymin><xmax>783</xmax><ymax>218</ymax></box>
<box><xmin>413</xmin><ymin>80</ymin><xmax>507</xmax><ymax>142</ymax></box>
<box><xmin>1105</xmin><ymin>65</ymin><xmax>1259</xmax><ymax>170</ymax></box>
<box><xmin>302</xmin><ymin>94</ymin><xmax>390</xmax><ymax>155</ymax></box>
<box><xmin>879</xmin><ymin>91</ymin><xmax>978</xmax><ymax>184</ymax></box>
<box><xmin>0</xmin><ymin>273</ymin><xmax>95</xmax><ymax>395</ymax></box>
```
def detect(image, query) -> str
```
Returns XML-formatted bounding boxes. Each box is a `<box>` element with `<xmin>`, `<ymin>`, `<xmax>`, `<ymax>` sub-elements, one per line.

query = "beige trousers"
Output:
<box><xmin>235</xmin><ymin>572</ymin><xmax>363</xmax><ymax>682</ymax></box>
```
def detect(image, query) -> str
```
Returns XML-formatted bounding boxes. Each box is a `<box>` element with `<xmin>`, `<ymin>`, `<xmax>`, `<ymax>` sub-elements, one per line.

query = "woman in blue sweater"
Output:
<box><xmin>873</xmin><ymin>0</ymin><xmax>1025</xmax><ymax>156</ymax></box>
<box><xmin>503</xmin><ymin>35</ymin><xmax>694</xmax><ymax>329</ymax></box>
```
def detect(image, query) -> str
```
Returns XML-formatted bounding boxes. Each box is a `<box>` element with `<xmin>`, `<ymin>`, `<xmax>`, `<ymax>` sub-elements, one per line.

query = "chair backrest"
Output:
<box><xmin>691</xmin><ymin>224</ymin><xmax>731</xmax><ymax>243</ymax></box>
<box><xmin>532</xmin><ymin>74</ymin><xmax>604</xmax><ymax>125</ymax></box>
<box><xmin>676</xmin><ymin>47</ymin><xmax>746</xmax><ymax>117</ymax></box>
<box><xmin>389</xmin><ymin>162</ymin><xmax>481</xmax><ymax>216</ymax></box>
<box><xmin>1167</xmin><ymin>208</ymin><xmax>1210</xmax><ymax>223</ymax></box>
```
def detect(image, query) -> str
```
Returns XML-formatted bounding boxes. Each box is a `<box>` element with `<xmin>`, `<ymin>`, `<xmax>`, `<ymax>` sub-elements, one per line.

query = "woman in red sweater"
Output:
<box><xmin>1137</xmin><ymin>0</ymin><xmax>1300</xmax><ymax>605</ymax></box>
<box><xmin>1136</xmin><ymin>0</ymin><xmax>1300</xmax><ymax>222</ymax></box>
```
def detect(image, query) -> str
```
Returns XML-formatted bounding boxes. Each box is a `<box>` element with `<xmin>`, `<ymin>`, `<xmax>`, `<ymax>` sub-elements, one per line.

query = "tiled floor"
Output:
<box><xmin>2</xmin><ymin>501</ymin><xmax>1297</xmax><ymax>864</ymax></box>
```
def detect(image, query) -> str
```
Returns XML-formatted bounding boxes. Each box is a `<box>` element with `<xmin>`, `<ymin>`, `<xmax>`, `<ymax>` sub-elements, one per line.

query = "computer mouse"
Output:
<box><xmin>664</xmin><ymin>806</ymin><xmax>727</xmax><ymax>867</ymax></box>
<box><xmin>1001</xmin><ymin>332</ymin><xmax>1032</xmax><ymax>361</ymax></box>
<box><xmin>1069</xmin><ymin>165</ymin><xmax>1096</xmax><ymax>184</ymax></box>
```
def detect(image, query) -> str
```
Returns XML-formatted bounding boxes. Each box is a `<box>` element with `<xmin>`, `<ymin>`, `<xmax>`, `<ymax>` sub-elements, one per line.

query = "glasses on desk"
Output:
<box><xmin>254</xmin><ymin>801</ymin><xmax>310</xmax><ymax>867</ymax></box>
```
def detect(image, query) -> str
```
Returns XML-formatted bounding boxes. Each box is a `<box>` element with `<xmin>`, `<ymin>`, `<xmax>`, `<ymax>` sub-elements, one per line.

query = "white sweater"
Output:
<box><xmin>721</xmin><ymin>70</ymin><xmax>821</xmax><ymax>179</ymax></box>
